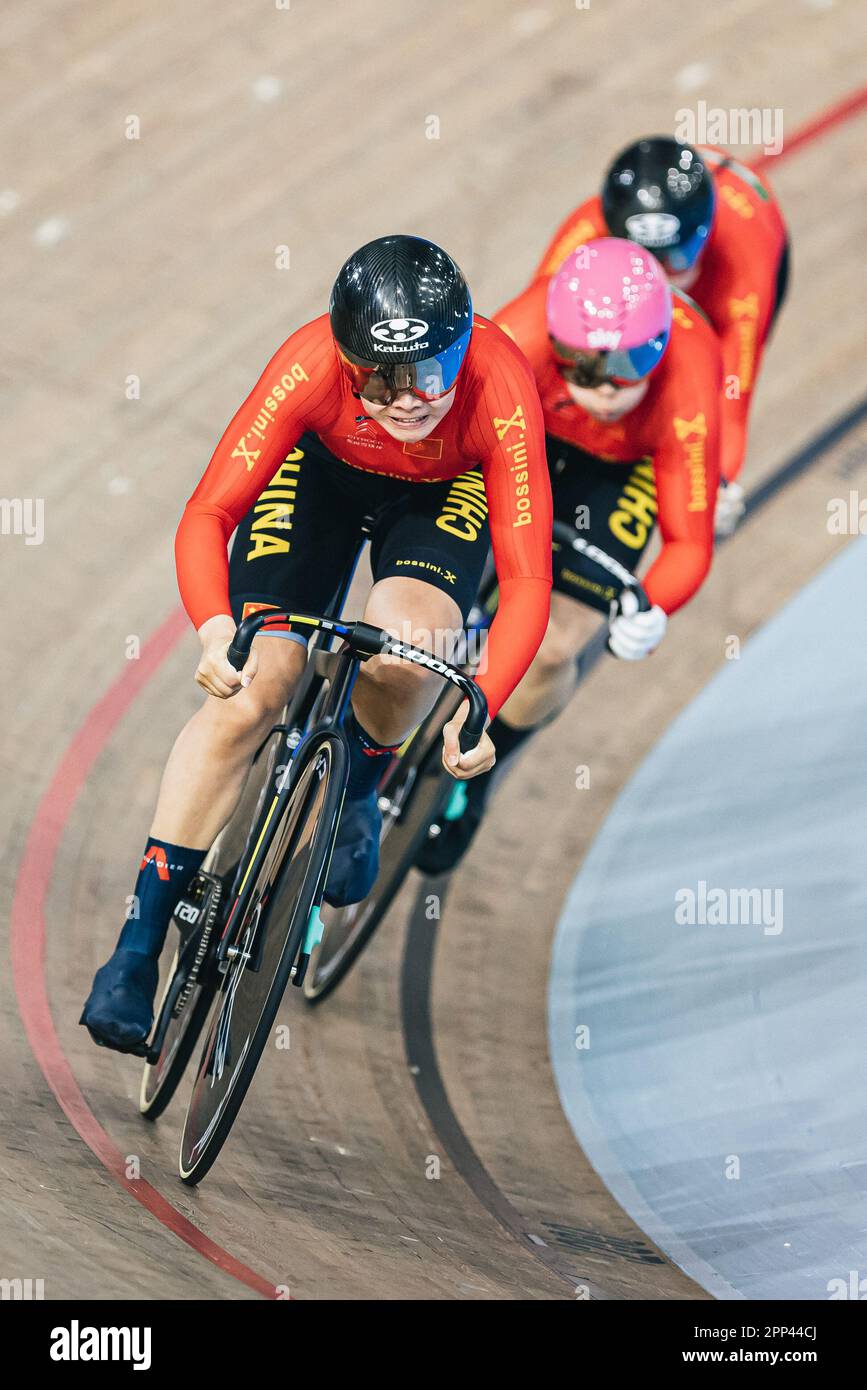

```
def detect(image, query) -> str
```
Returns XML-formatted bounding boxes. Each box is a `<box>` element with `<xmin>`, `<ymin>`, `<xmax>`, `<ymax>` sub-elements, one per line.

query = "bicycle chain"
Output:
<box><xmin>173</xmin><ymin>879</ymin><xmax>223</xmax><ymax>1018</ymax></box>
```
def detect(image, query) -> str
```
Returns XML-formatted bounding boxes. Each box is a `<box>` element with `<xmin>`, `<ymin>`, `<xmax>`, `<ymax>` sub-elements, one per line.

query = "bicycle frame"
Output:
<box><xmin>215</xmin><ymin>648</ymin><xmax>354</xmax><ymax>968</ymax></box>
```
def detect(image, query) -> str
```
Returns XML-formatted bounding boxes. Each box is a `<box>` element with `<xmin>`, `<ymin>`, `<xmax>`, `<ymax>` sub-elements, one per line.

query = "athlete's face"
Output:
<box><xmin>565</xmin><ymin>378</ymin><xmax>649</xmax><ymax>423</ymax></box>
<box><xmin>362</xmin><ymin>387</ymin><xmax>457</xmax><ymax>442</ymax></box>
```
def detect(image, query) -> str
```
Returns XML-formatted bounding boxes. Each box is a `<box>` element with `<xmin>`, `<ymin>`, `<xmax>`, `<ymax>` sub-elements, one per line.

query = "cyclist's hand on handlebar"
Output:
<box><xmin>608</xmin><ymin>591</ymin><xmax>667</xmax><ymax>661</ymax></box>
<box><xmin>442</xmin><ymin>700</ymin><xmax>495</xmax><ymax>780</ymax></box>
<box><xmin>195</xmin><ymin>614</ymin><xmax>258</xmax><ymax>697</ymax></box>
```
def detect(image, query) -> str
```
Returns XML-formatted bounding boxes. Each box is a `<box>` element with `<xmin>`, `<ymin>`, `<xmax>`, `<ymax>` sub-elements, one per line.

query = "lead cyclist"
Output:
<box><xmin>81</xmin><ymin>235</ymin><xmax>553</xmax><ymax>1053</ymax></box>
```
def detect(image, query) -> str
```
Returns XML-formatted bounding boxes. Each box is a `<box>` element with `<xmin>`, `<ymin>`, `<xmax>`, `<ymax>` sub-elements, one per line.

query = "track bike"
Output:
<box><xmin>138</xmin><ymin>518</ymin><xmax>646</xmax><ymax>1181</ymax></box>
<box><xmin>137</xmin><ymin>530</ymin><xmax>486</xmax><ymax>1183</ymax></box>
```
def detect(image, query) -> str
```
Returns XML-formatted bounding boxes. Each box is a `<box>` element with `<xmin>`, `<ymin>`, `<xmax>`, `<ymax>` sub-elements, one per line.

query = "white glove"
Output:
<box><xmin>608</xmin><ymin>590</ymin><xmax>668</xmax><ymax>661</ymax></box>
<box><xmin>714</xmin><ymin>479</ymin><xmax>746</xmax><ymax>538</ymax></box>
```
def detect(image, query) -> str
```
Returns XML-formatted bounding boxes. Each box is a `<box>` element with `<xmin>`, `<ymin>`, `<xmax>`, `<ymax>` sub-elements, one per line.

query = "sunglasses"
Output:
<box><xmin>336</xmin><ymin>333</ymin><xmax>471</xmax><ymax>405</ymax></box>
<box><xmin>550</xmin><ymin>335</ymin><xmax>669</xmax><ymax>391</ymax></box>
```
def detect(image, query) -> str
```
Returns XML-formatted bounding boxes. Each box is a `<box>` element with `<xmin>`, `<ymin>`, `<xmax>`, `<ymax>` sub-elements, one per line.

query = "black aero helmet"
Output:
<box><xmin>329</xmin><ymin>234</ymin><xmax>473</xmax><ymax>402</ymax></box>
<box><xmin>601</xmin><ymin>137</ymin><xmax>715</xmax><ymax>273</ymax></box>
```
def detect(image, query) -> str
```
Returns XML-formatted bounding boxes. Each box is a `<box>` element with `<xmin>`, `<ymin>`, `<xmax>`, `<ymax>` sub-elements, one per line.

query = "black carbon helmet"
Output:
<box><xmin>329</xmin><ymin>235</ymin><xmax>473</xmax><ymax>399</ymax></box>
<box><xmin>601</xmin><ymin>137</ymin><xmax>715</xmax><ymax>273</ymax></box>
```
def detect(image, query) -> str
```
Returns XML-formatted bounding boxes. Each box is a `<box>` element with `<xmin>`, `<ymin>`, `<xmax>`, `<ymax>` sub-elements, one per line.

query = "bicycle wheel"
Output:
<box><xmin>303</xmin><ymin>686</ymin><xmax>460</xmax><ymax>1004</ymax></box>
<box><xmin>178</xmin><ymin>730</ymin><xmax>346</xmax><ymax>1185</ymax></box>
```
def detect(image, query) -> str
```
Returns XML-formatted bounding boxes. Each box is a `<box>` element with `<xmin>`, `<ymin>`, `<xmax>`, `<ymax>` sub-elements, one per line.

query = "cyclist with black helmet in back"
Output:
<box><xmin>81</xmin><ymin>235</ymin><xmax>553</xmax><ymax>1053</ymax></box>
<box><xmin>535</xmin><ymin>137</ymin><xmax>790</xmax><ymax>537</ymax></box>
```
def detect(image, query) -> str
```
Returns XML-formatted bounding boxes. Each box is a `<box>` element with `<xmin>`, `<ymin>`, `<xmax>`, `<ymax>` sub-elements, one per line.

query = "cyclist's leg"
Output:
<box><xmin>171</xmin><ymin>438</ymin><xmax>367</xmax><ymax>829</ymax></box>
<box><xmin>325</xmin><ymin>468</ymin><xmax>490</xmax><ymax>905</ymax></box>
<box><xmin>151</xmin><ymin>637</ymin><xmax>305</xmax><ymax>849</ymax></box>
<box><xmin>500</xmin><ymin>592</ymin><xmax>602</xmax><ymax>728</ymax></box>
<box><xmin>81</xmin><ymin>438</ymin><xmax>363</xmax><ymax>1048</ymax></box>
<box><xmin>502</xmin><ymin>446</ymin><xmax>657</xmax><ymax>730</ymax></box>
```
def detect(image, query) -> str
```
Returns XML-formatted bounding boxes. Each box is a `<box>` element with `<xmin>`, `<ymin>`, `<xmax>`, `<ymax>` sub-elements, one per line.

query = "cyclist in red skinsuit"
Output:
<box><xmin>535</xmin><ymin>145</ymin><xmax>788</xmax><ymax>524</ymax></box>
<box><xmin>417</xmin><ymin>238</ymin><xmax>723</xmax><ymax>877</ymax></box>
<box><xmin>80</xmin><ymin>235</ymin><xmax>553</xmax><ymax>1055</ymax></box>
<box><xmin>176</xmin><ymin>312</ymin><xmax>552</xmax><ymax>720</ymax></box>
<box><xmin>495</xmin><ymin>279</ymin><xmax>721</xmax><ymax>615</ymax></box>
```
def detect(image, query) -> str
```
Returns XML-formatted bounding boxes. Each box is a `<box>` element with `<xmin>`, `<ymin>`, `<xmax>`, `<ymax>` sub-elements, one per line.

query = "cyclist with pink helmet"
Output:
<box><xmin>546</xmin><ymin>237</ymin><xmax>673</xmax><ymax>385</ymax></box>
<box><xmin>535</xmin><ymin>138</ymin><xmax>790</xmax><ymax>538</ymax></box>
<box><xmin>417</xmin><ymin>236</ymin><xmax>722</xmax><ymax>875</ymax></box>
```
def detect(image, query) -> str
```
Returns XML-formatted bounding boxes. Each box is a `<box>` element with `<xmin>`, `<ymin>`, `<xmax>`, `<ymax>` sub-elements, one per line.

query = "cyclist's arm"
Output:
<box><xmin>470</xmin><ymin>328</ymin><xmax>553</xmax><ymax>719</ymax></box>
<box><xmin>175</xmin><ymin>322</ymin><xmax>332</xmax><ymax>630</ymax></box>
<box><xmin>714</xmin><ymin>253</ymin><xmax>779</xmax><ymax>483</ymax></box>
<box><xmin>533</xmin><ymin>196</ymin><xmax>605</xmax><ymax>279</ymax></box>
<box><xmin>643</xmin><ymin>395</ymin><xmax>720</xmax><ymax>613</ymax></box>
<box><xmin>715</xmin><ymin>320</ymin><xmax>760</xmax><ymax>485</ymax></box>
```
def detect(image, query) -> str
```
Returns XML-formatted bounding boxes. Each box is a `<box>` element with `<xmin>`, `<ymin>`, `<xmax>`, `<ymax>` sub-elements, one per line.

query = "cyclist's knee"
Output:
<box><xmin>207</xmin><ymin>687</ymin><xmax>283</xmax><ymax>749</ymax></box>
<box><xmin>365</xmin><ymin>576</ymin><xmax>463</xmax><ymax>660</ymax></box>
<box><xmin>362</xmin><ymin>649</ymin><xmax>437</xmax><ymax>706</ymax></box>
<box><xmin>205</xmin><ymin>639</ymin><xmax>302</xmax><ymax>745</ymax></box>
<box><xmin>362</xmin><ymin>576</ymin><xmax>462</xmax><ymax>710</ymax></box>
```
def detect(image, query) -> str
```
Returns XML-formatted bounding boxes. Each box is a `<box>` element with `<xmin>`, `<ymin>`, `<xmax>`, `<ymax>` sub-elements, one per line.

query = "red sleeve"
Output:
<box><xmin>174</xmin><ymin>317</ymin><xmax>336</xmax><ymax>630</ymax></box>
<box><xmin>714</xmin><ymin>264</ymin><xmax>778</xmax><ymax>483</ymax></box>
<box><xmin>643</xmin><ymin>323</ymin><xmax>722</xmax><ymax>613</ymax></box>
<box><xmin>700</xmin><ymin>172</ymin><xmax>787</xmax><ymax>483</ymax></box>
<box><xmin>533</xmin><ymin>196</ymin><xmax>606</xmax><ymax>279</ymax></box>
<box><xmin>462</xmin><ymin>321</ymin><xmax>552</xmax><ymax>719</ymax></box>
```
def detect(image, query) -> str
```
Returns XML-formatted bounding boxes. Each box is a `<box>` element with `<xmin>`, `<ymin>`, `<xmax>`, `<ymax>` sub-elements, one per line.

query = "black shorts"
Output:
<box><xmin>228</xmin><ymin>431</ymin><xmax>491</xmax><ymax>643</ymax></box>
<box><xmin>546</xmin><ymin>436</ymin><xmax>658</xmax><ymax>608</ymax></box>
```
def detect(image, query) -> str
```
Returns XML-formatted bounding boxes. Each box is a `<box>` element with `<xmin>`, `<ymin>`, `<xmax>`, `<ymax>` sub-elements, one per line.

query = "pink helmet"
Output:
<box><xmin>546</xmin><ymin>237</ymin><xmax>672</xmax><ymax>382</ymax></box>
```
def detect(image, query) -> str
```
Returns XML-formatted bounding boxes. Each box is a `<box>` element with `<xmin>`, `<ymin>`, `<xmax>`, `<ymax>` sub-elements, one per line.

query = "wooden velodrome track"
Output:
<box><xmin>2</xmin><ymin>2</ymin><xmax>867</xmax><ymax>1299</ymax></box>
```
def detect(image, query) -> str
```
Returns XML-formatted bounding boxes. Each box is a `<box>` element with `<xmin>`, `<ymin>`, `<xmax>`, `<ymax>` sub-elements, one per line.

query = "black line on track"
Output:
<box><xmin>745</xmin><ymin>393</ymin><xmax>867</xmax><ymax>518</ymax></box>
<box><xmin>400</xmin><ymin>876</ymin><xmax>610</xmax><ymax>1299</ymax></box>
<box><xmin>398</xmin><ymin>391</ymin><xmax>867</xmax><ymax>1300</ymax></box>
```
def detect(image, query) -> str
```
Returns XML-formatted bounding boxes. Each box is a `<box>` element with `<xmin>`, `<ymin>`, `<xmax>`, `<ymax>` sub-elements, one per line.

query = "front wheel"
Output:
<box><xmin>178</xmin><ymin>730</ymin><xmax>347</xmax><ymax>1185</ymax></box>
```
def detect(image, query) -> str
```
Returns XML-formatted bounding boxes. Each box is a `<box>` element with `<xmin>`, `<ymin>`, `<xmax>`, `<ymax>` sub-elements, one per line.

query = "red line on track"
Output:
<box><xmin>752</xmin><ymin>82</ymin><xmax>867</xmax><ymax>172</ymax></box>
<box><xmin>10</xmin><ymin>610</ymin><xmax>281</xmax><ymax>1300</ymax></box>
<box><xmin>10</xmin><ymin>78</ymin><xmax>867</xmax><ymax>1302</ymax></box>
